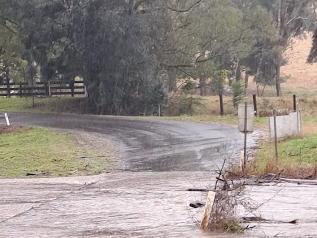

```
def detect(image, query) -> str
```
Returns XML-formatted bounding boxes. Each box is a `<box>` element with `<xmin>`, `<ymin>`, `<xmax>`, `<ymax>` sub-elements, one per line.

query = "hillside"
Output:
<box><xmin>281</xmin><ymin>34</ymin><xmax>317</xmax><ymax>95</ymax></box>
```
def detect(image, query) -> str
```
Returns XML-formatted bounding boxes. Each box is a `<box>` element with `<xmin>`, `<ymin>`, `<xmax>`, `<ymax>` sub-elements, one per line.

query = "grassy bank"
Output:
<box><xmin>0</xmin><ymin>127</ymin><xmax>109</xmax><ymax>178</ymax></box>
<box><xmin>230</xmin><ymin>134</ymin><xmax>317</xmax><ymax>179</ymax></box>
<box><xmin>0</xmin><ymin>97</ymin><xmax>88</xmax><ymax>114</ymax></box>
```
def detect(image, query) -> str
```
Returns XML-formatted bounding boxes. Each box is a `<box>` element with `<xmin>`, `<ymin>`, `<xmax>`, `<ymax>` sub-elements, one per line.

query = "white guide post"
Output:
<box><xmin>4</xmin><ymin>113</ymin><xmax>10</xmax><ymax>126</ymax></box>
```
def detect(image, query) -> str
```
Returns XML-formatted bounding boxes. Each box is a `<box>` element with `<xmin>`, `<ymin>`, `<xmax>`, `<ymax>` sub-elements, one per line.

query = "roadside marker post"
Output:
<box><xmin>1</xmin><ymin>113</ymin><xmax>10</xmax><ymax>126</ymax></box>
<box><xmin>5</xmin><ymin>113</ymin><xmax>10</xmax><ymax>126</ymax></box>
<box><xmin>238</xmin><ymin>102</ymin><xmax>255</xmax><ymax>173</ymax></box>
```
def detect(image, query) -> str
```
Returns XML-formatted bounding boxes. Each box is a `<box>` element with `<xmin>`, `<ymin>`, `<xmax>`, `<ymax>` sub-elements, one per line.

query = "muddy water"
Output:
<box><xmin>0</xmin><ymin>172</ymin><xmax>213</xmax><ymax>238</ymax></box>
<box><xmin>1</xmin><ymin>113</ymin><xmax>316</xmax><ymax>237</ymax></box>
<box><xmin>1</xmin><ymin>173</ymin><xmax>316</xmax><ymax>238</ymax></box>
<box><xmin>242</xmin><ymin>183</ymin><xmax>317</xmax><ymax>237</ymax></box>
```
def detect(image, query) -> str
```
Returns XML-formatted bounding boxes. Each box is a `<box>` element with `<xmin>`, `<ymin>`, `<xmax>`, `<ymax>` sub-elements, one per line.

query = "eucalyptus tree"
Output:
<box><xmin>257</xmin><ymin>0</ymin><xmax>317</xmax><ymax>96</ymax></box>
<box><xmin>1</xmin><ymin>0</ymin><xmax>173</xmax><ymax>114</ymax></box>
<box><xmin>170</xmin><ymin>0</ymin><xmax>277</xmax><ymax>96</ymax></box>
<box><xmin>0</xmin><ymin>16</ymin><xmax>25</xmax><ymax>84</ymax></box>
<box><xmin>308</xmin><ymin>29</ymin><xmax>317</xmax><ymax>63</ymax></box>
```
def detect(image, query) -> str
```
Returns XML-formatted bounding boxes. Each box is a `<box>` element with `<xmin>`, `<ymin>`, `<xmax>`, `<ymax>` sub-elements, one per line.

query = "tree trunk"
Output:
<box><xmin>275</xmin><ymin>58</ymin><xmax>281</xmax><ymax>97</ymax></box>
<box><xmin>275</xmin><ymin>0</ymin><xmax>282</xmax><ymax>97</ymax></box>
<box><xmin>199</xmin><ymin>77</ymin><xmax>206</xmax><ymax>96</ymax></box>
<box><xmin>235</xmin><ymin>62</ymin><xmax>241</xmax><ymax>82</ymax></box>
<box><xmin>244</xmin><ymin>72</ymin><xmax>249</xmax><ymax>90</ymax></box>
<box><xmin>167</xmin><ymin>68</ymin><xmax>177</xmax><ymax>92</ymax></box>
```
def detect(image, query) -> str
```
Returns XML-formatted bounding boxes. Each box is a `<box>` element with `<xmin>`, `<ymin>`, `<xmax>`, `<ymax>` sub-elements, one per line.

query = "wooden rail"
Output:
<box><xmin>0</xmin><ymin>80</ymin><xmax>86</xmax><ymax>97</ymax></box>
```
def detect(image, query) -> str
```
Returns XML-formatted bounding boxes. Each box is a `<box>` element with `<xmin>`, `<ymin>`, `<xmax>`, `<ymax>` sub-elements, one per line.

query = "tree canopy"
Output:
<box><xmin>0</xmin><ymin>0</ymin><xmax>316</xmax><ymax>114</ymax></box>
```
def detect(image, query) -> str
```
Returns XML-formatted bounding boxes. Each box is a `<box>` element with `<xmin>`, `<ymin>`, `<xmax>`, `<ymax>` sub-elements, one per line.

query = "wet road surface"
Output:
<box><xmin>1</xmin><ymin>113</ymin><xmax>316</xmax><ymax>237</ymax></box>
<box><xmin>9</xmin><ymin>113</ymin><xmax>250</xmax><ymax>172</ymax></box>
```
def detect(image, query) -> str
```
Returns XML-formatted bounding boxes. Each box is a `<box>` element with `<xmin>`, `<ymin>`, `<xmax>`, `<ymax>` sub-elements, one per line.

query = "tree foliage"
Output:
<box><xmin>0</xmin><ymin>15</ymin><xmax>25</xmax><ymax>84</ymax></box>
<box><xmin>0</xmin><ymin>0</ymin><xmax>316</xmax><ymax>114</ymax></box>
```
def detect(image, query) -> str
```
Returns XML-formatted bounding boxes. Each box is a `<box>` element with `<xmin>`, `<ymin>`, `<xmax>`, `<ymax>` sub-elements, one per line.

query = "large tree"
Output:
<box><xmin>169</xmin><ymin>0</ymin><xmax>277</xmax><ymax>95</ymax></box>
<box><xmin>258</xmin><ymin>0</ymin><xmax>317</xmax><ymax>96</ymax></box>
<box><xmin>0</xmin><ymin>15</ymin><xmax>25</xmax><ymax>84</ymax></box>
<box><xmin>308</xmin><ymin>29</ymin><xmax>317</xmax><ymax>62</ymax></box>
<box><xmin>2</xmin><ymin>0</ymin><xmax>173</xmax><ymax>114</ymax></box>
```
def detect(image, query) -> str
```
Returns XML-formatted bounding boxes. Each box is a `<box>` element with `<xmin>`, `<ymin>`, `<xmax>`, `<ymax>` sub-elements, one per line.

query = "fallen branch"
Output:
<box><xmin>242</xmin><ymin>216</ymin><xmax>298</xmax><ymax>225</ymax></box>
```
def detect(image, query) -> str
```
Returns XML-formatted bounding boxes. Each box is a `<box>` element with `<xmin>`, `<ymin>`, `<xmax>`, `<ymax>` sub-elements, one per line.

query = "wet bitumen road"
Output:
<box><xmin>8</xmin><ymin>113</ymin><xmax>250</xmax><ymax>172</ymax></box>
<box><xmin>2</xmin><ymin>113</ymin><xmax>316</xmax><ymax>237</ymax></box>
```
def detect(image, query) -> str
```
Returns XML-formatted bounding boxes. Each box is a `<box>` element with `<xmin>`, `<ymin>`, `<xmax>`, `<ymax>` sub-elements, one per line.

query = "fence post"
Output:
<box><xmin>273</xmin><ymin>109</ymin><xmax>278</xmax><ymax>162</ymax></box>
<box><xmin>6</xmin><ymin>78</ymin><xmax>10</xmax><ymax>97</ymax></box>
<box><xmin>44</xmin><ymin>82</ymin><xmax>48</xmax><ymax>96</ymax></box>
<box><xmin>158</xmin><ymin>104</ymin><xmax>161</xmax><ymax>117</ymax></box>
<box><xmin>219</xmin><ymin>93</ymin><xmax>224</xmax><ymax>116</ymax></box>
<box><xmin>293</xmin><ymin>94</ymin><xmax>297</xmax><ymax>112</ymax></box>
<box><xmin>48</xmin><ymin>81</ymin><xmax>51</xmax><ymax>96</ymax></box>
<box><xmin>243</xmin><ymin>102</ymin><xmax>248</xmax><ymax>173</ymax></box>
<box><xmin>253</xmin><ymin>94</ymin><xmax>257</xmax><ymax>116</ymax></box>
<box><xmin>70</xmin><ymin>80</ymin><xmax>75</xmax><ymax>97</ymax></box>
<box><xmin>19</xmin><ymin>83</ymin><xmax>22</xmax><ymax>97</ymax></box>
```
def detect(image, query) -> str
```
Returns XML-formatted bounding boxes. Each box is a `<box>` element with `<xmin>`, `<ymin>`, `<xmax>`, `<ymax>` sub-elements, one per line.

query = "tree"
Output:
<box><xmin>258</xmin><ymin>0</ymin><xmax>317</xmax><ymax>96</ymax></box>
<box><xmin>170</xmin><ymin>0</ymin><xmax>277</xmax><ymax>96</ymax></box>
<box><xmin>1</xmin><ymin>0</ymin><xmax>172</xmax><ymax>114</ymax></box>
<box><xmin>0</xmin><ymin>17</ymin><xmax>25</xmax><ymax>84</ymax></box>
<box><xmin>308</xmin><ymin>29</ymin><xmax>317</xmax><ymax>63</ymax></box>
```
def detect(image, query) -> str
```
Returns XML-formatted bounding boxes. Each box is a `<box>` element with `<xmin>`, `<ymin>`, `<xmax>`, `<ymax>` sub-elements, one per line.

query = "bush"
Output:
<box><xmin>232</xmin><ymin>82</ymin><xmax>244</xmax><ymax>108</ymax></box>
<box><xmin>166</xmin><ymin>95</ymin><xmax>204</xmax><ymax>116</ymax></box>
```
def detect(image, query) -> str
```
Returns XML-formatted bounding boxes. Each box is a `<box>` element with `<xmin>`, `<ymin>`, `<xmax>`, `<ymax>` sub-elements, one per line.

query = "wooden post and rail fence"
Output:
<box><xmin>0</xmin><ymin>79</ymin><xmax>86</xmax><ymax>98</ymax></box>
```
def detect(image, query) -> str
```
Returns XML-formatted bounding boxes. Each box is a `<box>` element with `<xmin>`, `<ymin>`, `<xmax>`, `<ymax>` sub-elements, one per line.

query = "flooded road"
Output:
<box><xmin>1</xmin><ymin>172</ymin><xmax>316</xmax><ymax>238</ymax></box>
<box><xmin>243</xmin><ymin>183</ymin><xmax>317</xmax><ymax>237</ymax></box>
<box><xmin>1</xmin><ymin>113</ymin><xmax>316</xmax><ymax>237</ymax></box>
<box><xmin>0</xmin><ymin>172</ymin><xmax>213</xmax><ymax>238</ymax></box>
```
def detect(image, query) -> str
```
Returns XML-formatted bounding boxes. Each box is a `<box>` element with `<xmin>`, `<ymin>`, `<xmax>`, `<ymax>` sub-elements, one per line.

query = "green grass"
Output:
<box><xmin>0</xmin><ymin>97</ymin><xmax>88</xmax><ymax>114</ymax></box>
<box><xmin>148</xmin><ymin>114</ymin><xmax>237</xmax><ymax>125</ymax></box>
<box><xmin>304</xmin><ymin>115</ymin><xmax>317</xmax><ymax>124</ymax></box>
<box><xmin>0</xmin><ymin>127</ymin><xmax>109</xmax><ymax>178</ymax></box>
<box><xmin>258</xmin><ymin>135</ymin><xmax>317</xmax><ymax>165</ymax></box>
<box><xmin>249</xmin><ymin>134</ymin><xmax>317</xmax><ymax>178</ymax></box>
<box><xmin>0</xmin><ymin>97</ymin><xmax>34</xmax><ymax>112</ymax></box>
<box><xmin>140</xmin><ymin>114</ymin><xmax>268</xmax><ymax>128</ymax></box>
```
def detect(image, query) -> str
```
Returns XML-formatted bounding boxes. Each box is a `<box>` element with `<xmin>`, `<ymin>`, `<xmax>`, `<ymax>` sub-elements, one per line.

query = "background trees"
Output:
<box><xmin>257</xmin><ymin>0</ymin><xmax>317</xmax><ymax>96</ymax></box>
<box><xmin>0</xmin><ymin>0</ymin><xmax>316</xmax><ymax>114</ymax></box>
<box><xmin>0</xmin><ymin>13</ymin><xmax>25</xmax><ymax>85</ymax></box>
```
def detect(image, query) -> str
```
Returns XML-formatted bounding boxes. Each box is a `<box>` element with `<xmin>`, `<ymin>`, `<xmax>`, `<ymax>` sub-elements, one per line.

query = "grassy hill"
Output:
<box><xmin>281</xmin><ymin>33</ymin><xmax>317</xmax><ymax>96</ymax></box>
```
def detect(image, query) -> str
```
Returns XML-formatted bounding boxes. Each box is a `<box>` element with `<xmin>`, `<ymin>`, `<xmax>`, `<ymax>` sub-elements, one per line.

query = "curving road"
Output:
<box><xmin>0</xmin><ymin>112</ymin><xmax>256</xmax><ymax>238</ymax></box>
<box><xmin>8</xmin><ymin>112</ymin><xmax>252</xmax><ymax>172</ymax></box>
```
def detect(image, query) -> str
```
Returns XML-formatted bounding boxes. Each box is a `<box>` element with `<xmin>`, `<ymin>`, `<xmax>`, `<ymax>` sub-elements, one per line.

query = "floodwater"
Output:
<box><xmin>0</xmin><ymin>113</ymin><xmax>316</xmax><ymax>237</ymax></box>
